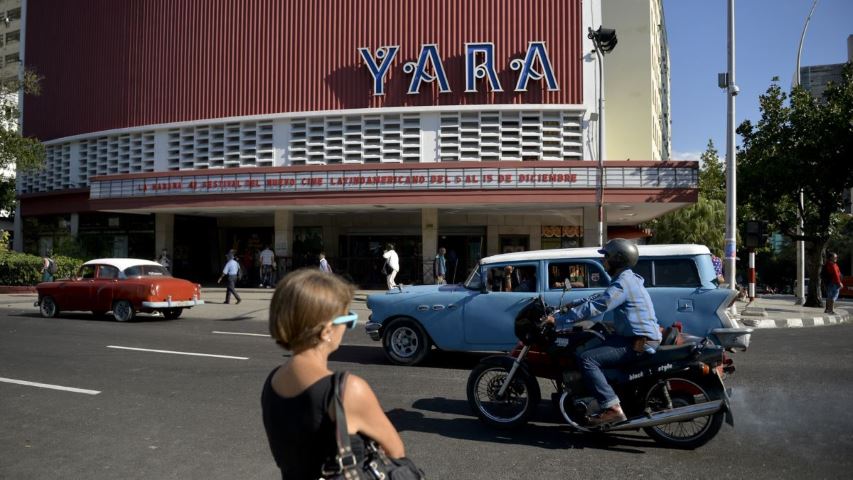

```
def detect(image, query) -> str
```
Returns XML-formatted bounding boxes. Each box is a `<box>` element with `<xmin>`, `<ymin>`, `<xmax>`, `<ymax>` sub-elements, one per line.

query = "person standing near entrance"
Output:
<box><xmin>823</xmin><ymin>251</ymin><xmax>843</xmax><ymax>314</ymax></box>
<box><xmin>382</xmin><ymin>243</ymin><xmax>400</xmax><ymax>289</ymax></box>
<box><xmin>434</xmin><ymin>247</ymin><xmax>447</xmax><ymax>285</ymax></box>
<box><xmin>318</xmin><ymin>252</ymin><xmax>333</xmax><ymax>273</ymax></box>
<box><xmin>157</xmin><ymin>249</ymin><xmax>172</xmax><ymax>273</ymax></box>
<box><xmin>260</xmin><ymin>245</ymin><xmax>276</xmax><ymax>288</ymax></box>
<box><xmin>218</xmin><ymin>255</ymin><xmax>242</xmax><ymax>304</ymax></box>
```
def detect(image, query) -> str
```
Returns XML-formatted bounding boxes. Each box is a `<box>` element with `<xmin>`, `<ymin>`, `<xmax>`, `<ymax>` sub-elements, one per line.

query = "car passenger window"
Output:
<box><xmin>486</xmin><ymin>265</ymin><xmax>538</xmax><ymax>292</ymax></box>
<box><xmin>79</xmin><ymin>265</ymin><xmax>96</xmax><ymax>279</ymax></box>
<box><xmin>98</xmin><ymin>265</ymin><xmax>119</xmax><ymax>279</ymax></box>
<box><xmin>652</xmin><ymin>259</ymin><xmax>700</xmax><ymax>287</ymax></box>
<box><xmin>124</xmin><ymin>266</ymin><xmax>141</xmax><ymax>277</ymax></box>
<box><xmin>633</xmin><ymin>260</ymin><xmax>653</xmax><ymax>286</ymax></box>
<box><xmin>548</xmin><ymin>262</ymin><xmax>608</xmax><ymax>289</ymax></box>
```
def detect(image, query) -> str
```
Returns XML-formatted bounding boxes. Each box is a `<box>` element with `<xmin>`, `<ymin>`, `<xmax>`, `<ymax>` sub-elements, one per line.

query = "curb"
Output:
<box><xmin>0</xmin><ymin>286</ymin><xmax>37</xmax><ymax>294</ymax></box>
<box><xmin>739</xmin><ymin>312</ymin><xmax>849</xmax><ymax>328</ymax></box>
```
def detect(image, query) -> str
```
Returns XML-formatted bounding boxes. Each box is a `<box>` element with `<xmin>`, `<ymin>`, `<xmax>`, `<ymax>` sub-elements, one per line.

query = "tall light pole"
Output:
<box><xmin>589</xmin><ymin>26</ymin><xmax>618</xmax><ymax>247</ymax></box>
<box><xmin>792</xmin><ymin>0</ymin><xmax>819</xmax><ymax>305</ymax></box>
<box><xmin>723</xmin><ymin>0</ymin><xmax>739</xmax><ymax>291</ymax></box>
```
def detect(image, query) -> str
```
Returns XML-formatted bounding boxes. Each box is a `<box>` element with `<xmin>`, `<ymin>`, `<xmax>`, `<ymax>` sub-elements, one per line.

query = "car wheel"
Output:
<box><xmin>163</xmin><ymin>308</ymin><xmax>182</xmax><ymax>320</ymax></box>
<box><xmin>40</xmin><ymin>296</ymin><xmax>59</xmax><ymax>318</ymax></box>
<box><xmin>112</xmin><ymin>300</ymin><xmax>135</xmax><ymax>322</ymax></box>
<box><xmin>382</xmin><ymin>318</ymin><xmax>431</xmax><ymax>366</ymax></box>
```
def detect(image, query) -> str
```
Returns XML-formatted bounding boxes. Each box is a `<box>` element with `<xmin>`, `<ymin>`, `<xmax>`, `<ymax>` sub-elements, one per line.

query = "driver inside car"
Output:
<box><xmin>546</xmin><ymin>238</ymin><xmax>662</xmax><ymax>426</ymax></box>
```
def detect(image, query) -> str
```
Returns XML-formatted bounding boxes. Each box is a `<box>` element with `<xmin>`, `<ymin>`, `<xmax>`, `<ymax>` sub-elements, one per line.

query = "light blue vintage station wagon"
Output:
<box><xmin>366</xmin><ymin>244</ymin><xmax>753</xmax><ymax>365</ymax></box>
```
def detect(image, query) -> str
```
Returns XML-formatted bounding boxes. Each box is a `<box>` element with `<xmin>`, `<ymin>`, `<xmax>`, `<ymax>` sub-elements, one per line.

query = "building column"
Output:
<box><xmin>155</xmin><ymin>213</ymin><xmax>174</xmax><ymax>257</ymax></box>
<box><xmin>486</xmin><ymin>223</ymin><xmax>500</xmax><ymax>256</ymax></box>
<box><xmin>274</xmin><ymin>210</ymin><xmax>294</xmax><ymax>268</ymax></box>
<box><xmin>69</xmin><ymin>213</ymin><xmax>79</xmax><ymax>237</ymax></box>
<box><xmin>582</xmin><ymin>206</ymin><xmax>604</xmax><ymax>247</ymax></box>
<box><xmin>421</xmin><ymin>208</ymin><xmax>438</xmax><ymax>284</ymax></box>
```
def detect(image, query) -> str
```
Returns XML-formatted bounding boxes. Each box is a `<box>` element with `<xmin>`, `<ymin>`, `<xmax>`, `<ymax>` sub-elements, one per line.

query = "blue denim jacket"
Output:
<box><xmin>555</xmin><ymin>268</ymin><xmax>661</xmax><ymax>345</ymax></box>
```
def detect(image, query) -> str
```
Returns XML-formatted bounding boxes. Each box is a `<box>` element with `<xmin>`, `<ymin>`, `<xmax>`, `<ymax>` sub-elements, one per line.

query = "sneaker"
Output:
<box><xmin>586</xmin><ymin>406</ymin><xmax>627</xmax><ymax>427</ymax></box>
<box><xmin>236</xmin><ymin>299</ymin><xmax>242</xmax><ymax>305</ymax></box>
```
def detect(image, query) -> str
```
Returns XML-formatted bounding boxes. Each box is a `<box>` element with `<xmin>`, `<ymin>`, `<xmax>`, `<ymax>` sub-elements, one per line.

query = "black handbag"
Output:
<box><xmin>321</xmin><ymin>372</ymin><xmax>425</xmax><ymax>480</ymax></box>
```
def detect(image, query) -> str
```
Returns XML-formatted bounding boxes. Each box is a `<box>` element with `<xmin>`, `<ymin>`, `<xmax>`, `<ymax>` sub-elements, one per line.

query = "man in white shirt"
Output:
<box><xmin>382</xmin><ymin>243</ymin><xmax>400</xmax><ymax>289</ymax></box>
<box><xmin>217</xmin><ymin>256</ymin><xmax>242</xmax><ymax>304</ymax></box>
<box><xmin>259</xmin><ymin>245</ymin><xmax>275</xmax><ymax>288</ymax></box>
<box><xmin>319</xmin><ymin>252</ymin><xmax>332</xmax><ymax>273</ymax></box>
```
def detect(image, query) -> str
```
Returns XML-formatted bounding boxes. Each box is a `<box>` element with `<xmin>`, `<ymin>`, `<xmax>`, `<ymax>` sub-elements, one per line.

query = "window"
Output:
<box><xmin>483</xmin><ymin>264</ymin><xmax>538</xmax><ymax>292</ymax></box>
<box><xmin>4</xmin><ymin>53</ymin><xmax>19</xmax><ymax>64</ymax></box>
<box><xmin>97</xmin><ymin>265</ymin><xmax>119</xmax><ymax>279</ymax></box>
<box><xmin>124</xmin><ymin>265</ymin><xmax>169</xmax><ymax>277</ymax></box>
<box><xmin>547</xmin><ymin>261</ymin><xmax>608</xmax><ymax>290</ymax></box>
<box><xmin>78</xmin><ymin>265</ymin><xmax>96</xmax><ymax>279</ymax></box>
<box><xmin>7</xmin><ymin>8</ymin><xmax>21</xmax><ymax>21</ymax></box>
<box><xmin>5</xmin><ymin>31</ymin><xmax>19</xmax><ymax>43</ymax></box>
<box><xmin>634</xmin><ymin>259</ymin><xmax>700</xmax><ymax>287</ymax></box>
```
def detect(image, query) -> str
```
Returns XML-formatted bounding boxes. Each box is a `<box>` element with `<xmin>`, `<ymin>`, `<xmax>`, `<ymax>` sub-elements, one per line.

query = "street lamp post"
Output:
<box><xmin>588</xmin><ymin>27</ymin><xmax>618</xmax><ymax>247</ymax></box>
<box><xmin>791</xmin><ymin>0</ymin><xmax>819</xmax><ymax>305</ymax></box>
<box><xmin>723</xmin><ymin>0</ymin><xmax>739</xmax><ymax>291</ymax></box>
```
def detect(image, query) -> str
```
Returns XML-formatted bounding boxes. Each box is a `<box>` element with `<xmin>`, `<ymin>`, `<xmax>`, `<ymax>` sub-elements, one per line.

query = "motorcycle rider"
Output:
<box><xmin>546</xmin><ymin>238</ymin><xmax>661</xmax><ymax>426</ymax></box>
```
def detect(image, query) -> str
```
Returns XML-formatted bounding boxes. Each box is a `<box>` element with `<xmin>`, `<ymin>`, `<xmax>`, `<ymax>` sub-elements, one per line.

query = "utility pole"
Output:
<box><xmin>723</xmin><ymin>0</ymin><xmax>739</xmax><ymax>291</ymax></box>
<box><xmin>792</xmin><ymin>0</ymin><xmax>819</xmax><ymax>305</ymax></box>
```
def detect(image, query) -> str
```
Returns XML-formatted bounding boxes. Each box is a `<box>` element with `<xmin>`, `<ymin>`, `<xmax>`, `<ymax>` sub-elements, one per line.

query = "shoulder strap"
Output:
<box><xmin>323</xmin><ymin>371</ymin><xmax>360</xmax><ymax>478</ymax></box>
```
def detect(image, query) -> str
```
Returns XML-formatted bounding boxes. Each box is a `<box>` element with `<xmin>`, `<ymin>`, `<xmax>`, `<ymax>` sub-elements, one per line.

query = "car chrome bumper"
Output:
<box><xmin>365</xmin><ymin>322</ymin><xmax>382</xmax><ymax>341</ymax></box>
<box><xmin>712</xmin><ymin>327</ymin><xmax>753</xmax><ymax>351</ymax></box>
<box><xmin>142</xmin><ymin>299</ymin><xmax>205</xmax><ymax>308</ymax></box>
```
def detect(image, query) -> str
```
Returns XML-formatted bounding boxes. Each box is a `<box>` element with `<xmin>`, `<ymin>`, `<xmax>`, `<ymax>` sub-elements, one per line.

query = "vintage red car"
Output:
<box><xmin>35</xmin><ymin>258</ymin><xmax>204</xmax><ymax>321</ymax></box>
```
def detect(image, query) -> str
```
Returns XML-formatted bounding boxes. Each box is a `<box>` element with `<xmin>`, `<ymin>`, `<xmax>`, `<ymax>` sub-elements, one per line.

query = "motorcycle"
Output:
<box><xmin>466</xmin><ymin>286</ymin><xmax>737</xmax><ymax>449</ymax></box>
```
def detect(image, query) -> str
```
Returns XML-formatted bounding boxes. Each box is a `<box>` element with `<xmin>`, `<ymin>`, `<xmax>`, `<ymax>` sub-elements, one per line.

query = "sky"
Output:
<box><xmin>663</xmin><ymin>0</ymin><xmax>853</xmax><ymax>161</ymax></box>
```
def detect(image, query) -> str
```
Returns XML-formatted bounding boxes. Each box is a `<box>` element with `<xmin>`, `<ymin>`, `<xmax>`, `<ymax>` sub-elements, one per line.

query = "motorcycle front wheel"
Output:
<box><xmin>642</xmin><ymin>376</ymin><xmax>726</xmax><ymax>449</ymax></box>
<box><xmin>466</xmin><ymin>362</ymin><xmax>541</xmax><ymax>429</ymax></box>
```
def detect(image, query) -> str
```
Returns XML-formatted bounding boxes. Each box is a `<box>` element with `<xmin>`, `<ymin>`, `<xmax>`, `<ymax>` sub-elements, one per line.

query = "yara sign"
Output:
<box><xmin>358</xmin><ymin>41</ymin><xmax>559</xmax><ymax>96</ymax></box>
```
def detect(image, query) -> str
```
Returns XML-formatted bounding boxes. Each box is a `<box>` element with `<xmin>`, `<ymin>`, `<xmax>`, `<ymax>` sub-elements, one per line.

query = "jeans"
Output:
<box><xmin>260</xmin><ymin>265</ymin><xmax>273</xmax><ymax>286</ymax></box>
<box><xmin>225</xmin><ymin>274</ymin><xmax>241</xmax><ymax>303</ymax></box>
<box><xmin>576</xmin><ymin>336</ymin><xmax>643</xmax><ymax>409</ymax></box>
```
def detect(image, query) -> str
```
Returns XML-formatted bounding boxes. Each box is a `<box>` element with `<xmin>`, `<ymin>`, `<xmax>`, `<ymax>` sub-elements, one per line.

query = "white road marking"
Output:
<box><xmin>0</xmin><ymin>377</ymin><xmax>100</xmax><ymax>395</ymax></box>
<box><xmin>106</xmin><ymin>345</ymin><xmax>248</xmax><ymax>360</ymax></box>
<box><xmin>212</xmin><ymin>331</ymin><xmax>270</xmax><ymax>337</ymax></box>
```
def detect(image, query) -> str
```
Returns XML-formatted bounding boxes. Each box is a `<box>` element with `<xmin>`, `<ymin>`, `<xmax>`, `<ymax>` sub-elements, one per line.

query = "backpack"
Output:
<box><xmin>47</xmin><ymin>258</ymin><xmax>57</xmax><ymax>274</ymax></box>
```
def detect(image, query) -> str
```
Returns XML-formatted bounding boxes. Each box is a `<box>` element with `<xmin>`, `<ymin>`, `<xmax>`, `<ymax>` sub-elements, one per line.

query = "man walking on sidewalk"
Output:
<box><xmin>218</xmin><ymin>255</ymin><xmax>242</xmax><ymax>304</ymax></box>
<box><xmin>823</xmin><ymin>252</ymin><xmax>843</xmax><ymax>315</ymax></box>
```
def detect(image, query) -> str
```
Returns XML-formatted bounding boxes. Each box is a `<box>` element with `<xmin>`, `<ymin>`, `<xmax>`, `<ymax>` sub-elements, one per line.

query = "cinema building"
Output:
<box><xmin>15</xmin><ymin>0</ymin><xmax>691</xmax><ymax>286</ymax></box>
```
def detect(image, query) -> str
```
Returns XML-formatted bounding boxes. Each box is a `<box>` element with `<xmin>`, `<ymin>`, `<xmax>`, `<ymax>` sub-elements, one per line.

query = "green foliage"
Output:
<box><xmin>736</xmin><ymin>63</ymin><xmax>853</xmax><ymax>305</ymax></box>
<box><xmin>0</xmin><ymin>251</ymin><xmax>85</xmax><ymax>286</ymax></box>
<box><xmin>698</xmin><ymin>139</ymin><xmax>726</xmax><ymax>204</ymax></box>
<box><xmin>0</xmin><ymin>70</ymin><xmax>46</xmax><ymax>214</ymax></box>
<box><xmin>646</xmin><ymin>198</ymin><xmax>726</xmax><ymax>254</ymax></box>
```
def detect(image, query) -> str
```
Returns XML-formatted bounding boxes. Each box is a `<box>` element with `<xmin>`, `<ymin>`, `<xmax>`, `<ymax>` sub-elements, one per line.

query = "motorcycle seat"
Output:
<box><xmin>634</xmin><ymin>343</ymin><xmax>696</xmax><ymax>368</ymax></box>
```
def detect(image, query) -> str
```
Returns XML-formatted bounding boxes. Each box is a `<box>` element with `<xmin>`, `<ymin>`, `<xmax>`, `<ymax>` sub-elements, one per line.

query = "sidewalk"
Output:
<box><xmin>734</xmin><ymin>295</ymin><xmax>850</xmax><ymax>328</ymax></box>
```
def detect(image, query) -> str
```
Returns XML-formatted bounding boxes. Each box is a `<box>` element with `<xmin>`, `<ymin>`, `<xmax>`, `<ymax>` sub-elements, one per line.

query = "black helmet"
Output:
<box><xmin>598</xmin><ymin>238</ymin><xmax>638</xmax><ymax>271</ymax></box>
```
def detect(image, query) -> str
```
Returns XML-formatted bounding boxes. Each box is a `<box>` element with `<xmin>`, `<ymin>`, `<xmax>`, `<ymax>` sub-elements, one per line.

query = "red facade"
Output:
<box><xmin>23</xmin><ymin>0</ymin><xmax>583</xmax><ymax>141</ymax></box>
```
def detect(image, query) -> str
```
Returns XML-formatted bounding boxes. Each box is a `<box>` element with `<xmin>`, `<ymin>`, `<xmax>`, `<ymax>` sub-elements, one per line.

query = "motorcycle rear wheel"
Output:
<box><xmin>466</xmin><ymin>362</ymin><xmax>541</xmax><ymax>429</ymax></box>
<box><xmin>642</xmin><ymin>376</ymin><xmax>725</xmax><ymax>449</ymax></box>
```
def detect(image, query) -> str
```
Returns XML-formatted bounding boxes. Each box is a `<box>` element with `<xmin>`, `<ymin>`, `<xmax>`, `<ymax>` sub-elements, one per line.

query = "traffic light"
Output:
<box><xmin>588</xmin><ymin>27</ymin><xmax>618</xmax><ymax>53</ymax></box>
<box><xmin>744</xmin><ymin>220</ymin><xmax>770</xmax><ymax>249</ymax></box>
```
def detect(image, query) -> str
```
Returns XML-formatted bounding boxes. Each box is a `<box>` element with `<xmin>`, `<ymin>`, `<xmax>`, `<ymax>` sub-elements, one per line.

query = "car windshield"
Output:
<box><xmin>463</xmin><ymin>264</ymin><xmax>483</xmax><ymax>290</ymax></box>
<box><xmin>122</xmin><ymin>265</ymin><xmax>171</xmax><ymax>278</ymax></box>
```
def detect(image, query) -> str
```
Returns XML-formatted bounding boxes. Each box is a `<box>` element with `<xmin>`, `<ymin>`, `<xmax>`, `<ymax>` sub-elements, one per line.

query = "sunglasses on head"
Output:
<box><xmin>331</xmin><ymin>311</ymin><xmax>358</xmax><ymax>330</ymax></box>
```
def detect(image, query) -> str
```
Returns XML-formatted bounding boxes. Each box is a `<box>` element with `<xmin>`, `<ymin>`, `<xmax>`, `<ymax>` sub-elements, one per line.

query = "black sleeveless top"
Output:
<box><xmin>261</xmin><ymin>369</ymin><xmax>367</xmax><ymax>480</ymax></box>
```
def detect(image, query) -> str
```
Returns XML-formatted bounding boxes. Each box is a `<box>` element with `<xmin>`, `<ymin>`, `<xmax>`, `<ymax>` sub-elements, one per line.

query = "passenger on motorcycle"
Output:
<box><xmin>546</xmin><ymin>238</ymin><xmax>661</xmax><ymax>426</ymax></box>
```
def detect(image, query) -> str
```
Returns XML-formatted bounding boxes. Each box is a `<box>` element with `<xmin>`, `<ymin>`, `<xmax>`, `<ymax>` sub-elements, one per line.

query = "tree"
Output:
<box><xmin>646</xmin><ymin>140</ymin><xmax>727</xmax><ymax>255</ymax></box>
<box><xmin>736</xmin><ymin>63</ymin><xmax>853</xmax><ymax>307</ymax></box>
<box><xmin>0</xmin><ymin>70</ymin><xmax>46</xmax><ymax>216</ymax></box>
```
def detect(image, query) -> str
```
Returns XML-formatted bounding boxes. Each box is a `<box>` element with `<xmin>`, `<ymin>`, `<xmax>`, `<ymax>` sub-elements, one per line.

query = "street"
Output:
<box><xmin>2</xmin><ymin>292</ymin><xmax>852</xmax><ymax>480</ymax></box>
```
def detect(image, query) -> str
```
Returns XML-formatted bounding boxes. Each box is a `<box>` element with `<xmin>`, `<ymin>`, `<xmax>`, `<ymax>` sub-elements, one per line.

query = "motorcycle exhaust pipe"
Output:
<box><xmin>606</xmin><ymin>400</ymin><xmax>724</xmax><ymax>431</ymax></box>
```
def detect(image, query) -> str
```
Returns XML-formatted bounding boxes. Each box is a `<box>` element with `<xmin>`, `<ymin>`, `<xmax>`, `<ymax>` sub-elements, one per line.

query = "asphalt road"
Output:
<box><xmin>1</xmin><ymin>292</ymin><xmax>852</xmax><ymax>480</ymax></box>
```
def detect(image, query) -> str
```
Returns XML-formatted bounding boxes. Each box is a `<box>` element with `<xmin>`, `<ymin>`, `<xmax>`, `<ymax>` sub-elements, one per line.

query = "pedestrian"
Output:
<box><xmin>217</xmin><ymin>255</ymin><xmax>242</xmax><ymax>304</ymax></box>
<box><xmin>157</xmin><ymin>248</ymin><xmax>172</xmax><ymax>273</ymax></box>
<box><xmin>822</xmin><ymin>251</ymin><xmax>844</xmax><ymax>314</ymax></box>
<box><xmin>382</xmin><ymin>243</ymin><xmax>400</xmax><ymax>289</ymax></box>
<box><xmin>711</xmin><ymin>253</ymin><xmax>725</xmax><ymax>285</ymax></box>
<box><xmin>40</xmin><ymin>251</ymin><xmax>56</xmax><ymax>282</ymax></box>
<box><xmin>260</xmin><ymin>244</ymin><xmax>276</xmax><ymax>288</ymax></box>
<box><xmin>434</xmin><ymin>247</ymin><xmax>447</xmax><ymax>285</ymax></box>
<box><xmin>262</xmin><ymin>269</ymin><xmax>406</xmax><ymax>478</ymax></box>
<box><xmin>318</xmin><ymin>252</ymin><xmax>333</xmax><ymax>273</ymax></box>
